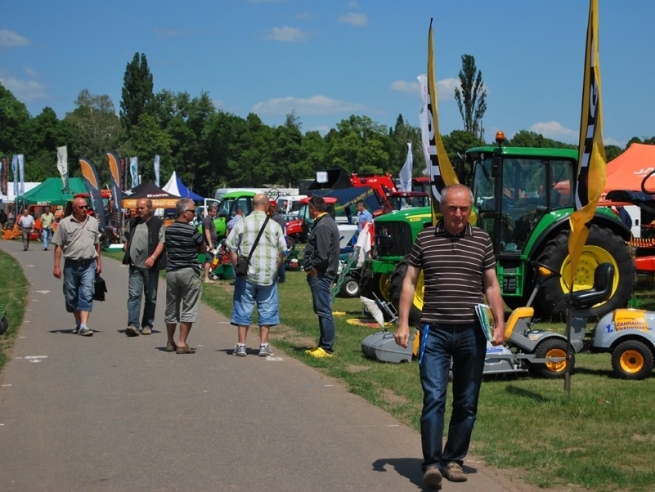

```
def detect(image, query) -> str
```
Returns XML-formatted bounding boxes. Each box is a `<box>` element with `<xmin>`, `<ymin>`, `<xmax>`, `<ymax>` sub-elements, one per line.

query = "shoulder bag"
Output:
<box><xmin>235</xmin><ymin>217</ymin><xmax>270</xmax><ymax>278</ymax></box>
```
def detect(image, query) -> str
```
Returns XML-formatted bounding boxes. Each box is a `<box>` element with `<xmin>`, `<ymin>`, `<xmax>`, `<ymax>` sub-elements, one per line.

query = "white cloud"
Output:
<box><xmin>296</xmin><ymin>12</ymin><xmax>315</xmax><ymax>21</ymax></box>
<box><xmin>530</xmin><ymin>121</ymin><xmax>578</xmax><ymax>142</ymax></box>
<box><xmin>338</xmin><ymin>12</ymin><xmax>368</xmax><ymax>27</ymax></box>
<box><xmin>604</xmin><ymin>137</ymin><xmax>626</xmax><ymax>148</ymax></box>
<box><xmin>23</xmin><ymin>66</ymin><xmax>39</xmax><ymax>78</ymax></box>
<box><xmin>252</xmin><ymin>95</ymin><xmax>366</xmax><ymax>115</ymax></box>
<box><xmin>390</xmin><ymin>77</ymin><xmax>460</xmax><ymax>101</ymax></box>
<box><xmin>0</xmin><ymin>74</ymin><xmax>47</xmax><ymax>101</ymax></box>
<box><xmin>0</xmin><ymin>29</ymin><xmax>31</xmax><ymax>47</ymax></box>
<box><xmin>154</xmin><ymin>28</ymin><xmax>193</xmax><ymax>39</ymax></box>
<box><xmin>390</xmin><ymin>80</ymin><xmax>418</xmax><ymax>95</ymax></box>
<box><xmin>264</xmin><ymin>26</ymin><xmax>311</xmax><ymax>42</ymax></box>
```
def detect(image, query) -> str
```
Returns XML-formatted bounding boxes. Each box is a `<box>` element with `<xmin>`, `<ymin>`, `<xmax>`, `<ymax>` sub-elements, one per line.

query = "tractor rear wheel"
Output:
<box><xmin>536</xmin><ymin>225</ymin><xmax>633</xmax><ymax>321</ymax></box>
<box><xmin>388</xmin><ymin>257</ymin><xmax>423</xmax><ymax>326</ymax></box>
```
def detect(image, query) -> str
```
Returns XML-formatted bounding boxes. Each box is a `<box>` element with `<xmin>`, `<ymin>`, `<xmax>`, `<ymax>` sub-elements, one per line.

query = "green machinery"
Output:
<box><xmin>362</xmin><ymin>139</ymin><xmax>634</xmax><ymax>322</ymax></box>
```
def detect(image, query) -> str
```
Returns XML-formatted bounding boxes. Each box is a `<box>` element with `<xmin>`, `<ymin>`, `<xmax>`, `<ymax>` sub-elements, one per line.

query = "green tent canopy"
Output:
<box><xmin>15</xmin><ymin>177</ymin><xmax>87</xmax><ymax>206</ymax></box>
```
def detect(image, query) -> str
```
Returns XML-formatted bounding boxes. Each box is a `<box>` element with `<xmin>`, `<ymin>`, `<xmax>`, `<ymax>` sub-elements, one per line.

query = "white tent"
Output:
<box><xmin>162</xmin><ymin>171</ymin><xmax>204</xmax><ymax>201</ymax></box>
<box><xmin>1</xmin><ymin>182</ymin><xmax>40</xmax><ymax>204</ymax></box>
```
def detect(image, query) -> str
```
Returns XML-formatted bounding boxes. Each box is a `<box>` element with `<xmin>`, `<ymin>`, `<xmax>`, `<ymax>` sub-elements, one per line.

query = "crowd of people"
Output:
<box><xmin>39</xmin><ymin>186</ymin><xmax>500</xmax><ymax>486</ymax></box>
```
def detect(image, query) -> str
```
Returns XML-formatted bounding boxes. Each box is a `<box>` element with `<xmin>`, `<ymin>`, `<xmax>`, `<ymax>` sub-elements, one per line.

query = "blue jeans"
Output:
<box><xmin>127</xmin><ymin>266</ymin><xmax>160</xmax><ymax>329</ymax></box>
<box><xmin>42</xmin><ymin>228</ymin><xmax>52</xmax><ymax>250</ymax></box>
<box><xmin>62</xmin><ymin>258</ymin><xmax>96</xmax><ymax>313</ymax></box>
<box><xmin>231</xmin><ymin>278</ymin><xmax>279</xmax><ymax>327</ymax></box>
<box><xmin>419</xmin><ymin>323</ymin><xmax>487</xmax><ymax>473</ymax></box>
<box><xmin>307</xmin><ymin>274</ymin><xmax>335</xmax><ymax>352</ymax></box>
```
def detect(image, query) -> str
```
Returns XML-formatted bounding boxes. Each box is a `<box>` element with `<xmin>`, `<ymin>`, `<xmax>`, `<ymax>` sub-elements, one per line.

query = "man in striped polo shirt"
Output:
<box><xmin>394</xmin><ymin>184</ymin><xmax>505</xmax><ymax>489</ymax></box>
<box><xmin>164</xmin><ymin>198</ymin><xmax>206</xmax><ymax>354</ymax></box>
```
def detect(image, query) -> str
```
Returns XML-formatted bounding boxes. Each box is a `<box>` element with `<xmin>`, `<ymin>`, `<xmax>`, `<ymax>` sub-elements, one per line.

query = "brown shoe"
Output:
<box><xmin>165</xmin><ymin>341</ymin><xmax>177</xmax><ymax>352</ymax></box>
<box><xmin>444</xmin><ymin>462</ymin><xmax>467</xmax><ymax>482</ymax></box>
<box><xmin>422</xmin><ymin>467</ymin><xmax>442</xmax><ymax>489</ymax></box>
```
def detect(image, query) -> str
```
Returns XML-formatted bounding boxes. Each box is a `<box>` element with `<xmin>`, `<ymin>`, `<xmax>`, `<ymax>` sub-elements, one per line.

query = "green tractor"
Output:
<box><xmin>362</xmin><ymin>142</ymin><xmax>634</xmax><ymax>322</ymax></box>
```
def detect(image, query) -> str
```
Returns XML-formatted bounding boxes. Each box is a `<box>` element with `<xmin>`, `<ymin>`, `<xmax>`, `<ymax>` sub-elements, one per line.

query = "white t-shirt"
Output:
<box><xmin>18</xmin><ymin>214</ymin><xmax>35</xmax><ymax>229</ymax></box>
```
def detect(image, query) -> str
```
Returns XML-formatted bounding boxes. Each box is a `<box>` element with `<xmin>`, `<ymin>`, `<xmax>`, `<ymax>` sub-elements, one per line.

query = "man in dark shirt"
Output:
<box><xmin>164</xmin><ymin>198</ymin><xmax>206</xmax><ymax>354</ymax></box>
<box><xmin>303</xmin><ymin>196</ymin><xmax>340</xmax><ymax>358</ymax></box>
<box><xmin>122</xmin><ymin>198</ymin><xmax>165</xmax><ymax>336</ymax></box>
<box><xmin>394</xmin><ymin>184</ymin><xmax>505</xmax><ymax>488</ymax></box>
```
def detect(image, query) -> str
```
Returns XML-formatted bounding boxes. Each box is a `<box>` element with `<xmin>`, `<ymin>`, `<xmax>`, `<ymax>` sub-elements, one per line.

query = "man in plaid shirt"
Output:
<box><xmin>225</xmin><ymin>194</ymin><xmax>286</xmax><ymax>357</ymax></box>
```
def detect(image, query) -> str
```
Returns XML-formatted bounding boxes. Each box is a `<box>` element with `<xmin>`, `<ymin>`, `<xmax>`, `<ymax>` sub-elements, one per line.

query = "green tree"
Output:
<box><xmin>325</xmin><ymin>115</ymin><xmax>393</xmax><ymax>174</ymax></box>
<box><xmin>0</xmin><ymin>82</ymin><xmax>30</xmax><ymax>157</ymax></box>
<box><xmin>120</xmin><ymin>53</ymin><xmax>154</xmax><ymax>137</ymax></box>
<box><xmin>23</xmin><ymin>107</ymin><xmax>73</xmax><ymax>181</ymax></box>
<box><xmin>271</xmin><ymin>112</ymin><xmax>304</xmax><ymax>187</ymax></box>
<box><xmin>130</xmin><ymin>113</ymin><xmax>172</xmax><ymax>184</ymax></box>
<box><xmin>390</xmin><ymin>114</ymin><xmax>422</xmax><ymax>177</ymax></box>
<box><xmin>65</xmin><ymin>90</ymin><xmax>125</xmax><ymax>182</ymax></box>
<box><xmin>454</xmin><ymin>54</ymin><xmax>487</xmax><ymax>140</ymax></box>
<box><xmin>604</xmin><ymin>145</ymin><xmax>623</xmax><ymax>162</ymax></box>
<box><xmin>508</xmin><ymin>130</ymin><xmax>575</xmax><ymax>149</ymax></box>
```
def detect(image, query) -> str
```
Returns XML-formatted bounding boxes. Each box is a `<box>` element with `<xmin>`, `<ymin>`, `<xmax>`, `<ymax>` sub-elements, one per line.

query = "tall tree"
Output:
<box><xmin>0</xmin><ymin>82</ymin><xmax>30</xmax><ymax>156</ymax></box>
<box><xmin>454</xmin><ymin>54</ymin><xmax>487</xmax><ymax>140</ymax></box>
<box><xmin>120</xmin><ymin>53</ymin><xmax>154</xmax><ymax>136</ymax></box>
<box><xmin>65</xmin><ymin>90</ymin><xmax>124</xmax><ymax>182</ymax></box>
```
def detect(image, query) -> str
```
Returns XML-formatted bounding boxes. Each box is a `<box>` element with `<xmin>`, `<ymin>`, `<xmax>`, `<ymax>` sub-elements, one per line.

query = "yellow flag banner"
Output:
<box><xmin>568</xmin><ymin>0</ymin><xmax>607</xmax><ymax>289</ymax></box>
<box><xmin>426</xmin><ymin>19</ymin><xmax>458</xmax><ymax>225</ymax></box>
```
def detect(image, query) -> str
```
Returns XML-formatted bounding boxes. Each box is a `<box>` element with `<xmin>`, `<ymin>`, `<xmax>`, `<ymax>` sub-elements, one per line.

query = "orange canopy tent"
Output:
<box><xmin>603</xmin><ymin>143</ymin><xmax>655</xmax><ymax>196</ymax></box>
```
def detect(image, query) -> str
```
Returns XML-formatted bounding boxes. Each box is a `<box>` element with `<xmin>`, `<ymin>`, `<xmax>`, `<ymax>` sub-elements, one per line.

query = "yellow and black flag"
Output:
<box><xmin>425</xmin><ymin>19</ymin><xmax>459</xmax><ymax>225</ymax></box>
<box><xmin>568</xmin><ymin>0</ymin><xmax>607</xmax><ymax>289</ymax></box>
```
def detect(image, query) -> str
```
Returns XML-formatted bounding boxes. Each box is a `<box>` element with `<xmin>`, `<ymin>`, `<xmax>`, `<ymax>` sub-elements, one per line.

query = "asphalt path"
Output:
<box><xmin>0</xmin><ymin>238</ymin><xmax>542</xmax><ymax>491</ymax></box>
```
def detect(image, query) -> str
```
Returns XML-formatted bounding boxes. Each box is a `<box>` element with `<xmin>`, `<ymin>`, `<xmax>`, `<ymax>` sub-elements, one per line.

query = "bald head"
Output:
<box><xmin>253</xmin><ymin>193</ymin><xmax>269</xmax><ymax>211</ymax></box>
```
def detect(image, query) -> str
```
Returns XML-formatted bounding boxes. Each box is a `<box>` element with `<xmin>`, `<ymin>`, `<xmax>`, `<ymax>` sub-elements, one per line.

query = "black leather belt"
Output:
<box><xmin>65</xmin><ymin>258</ymin><xmax>95</xmax><ymax>265</ymax></box>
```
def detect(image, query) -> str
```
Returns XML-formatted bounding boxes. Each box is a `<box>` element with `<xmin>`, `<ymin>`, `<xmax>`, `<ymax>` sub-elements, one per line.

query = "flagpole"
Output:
<box><xmin>564</xmin><ymin>294</ymin><xmax>573</xmax><ymax>396</ymax></box>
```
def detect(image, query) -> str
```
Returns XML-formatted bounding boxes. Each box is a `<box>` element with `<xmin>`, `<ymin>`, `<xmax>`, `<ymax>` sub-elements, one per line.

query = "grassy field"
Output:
<box><xmin>203</xmin><ymin>269</ymin><xmax>655</xmax><ymax>491</ymax></box>
<box><xmin>0</xmin><ymin>250</ymin><xmax>30</xmax><ymax>372</ymax></box>
<box><xmin>104</xmin><ymin>249</ymin><xmax>655</xmax><ymax>490</ymax></box>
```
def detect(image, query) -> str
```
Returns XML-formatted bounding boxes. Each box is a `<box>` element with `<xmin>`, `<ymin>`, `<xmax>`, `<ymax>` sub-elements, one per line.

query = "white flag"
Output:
<box><xmin>56</xmin><ymin>146</ymin><xmax>69</xmax><ymax>193</ymax></box>
<box><xmin>399</xmin><ymin>142</ymin><xmax>413</xmax><ymax>192</ymax></box>
<box><xmin>130</xmin><ymin>157</ymin><xmax>139</xmax><ymax>188</ymax></box>
<box><xmin>418</xmin><ymin>74</ymin><xmax>432</xmax><ymax>176</ymax></box>
<box><xmin>12</xmin><ymin>155</ymin><xmax>18</xmax><ymax>196</ymax></box>
<box><xmin>154</xmin><ymin>155</ymin><xmax>160</xmax><ymax>187</ymax></box>
<box><xmin>18</xmin><ymin>154</ymin><xmax>25</xmax><ymax>196</ymax></box>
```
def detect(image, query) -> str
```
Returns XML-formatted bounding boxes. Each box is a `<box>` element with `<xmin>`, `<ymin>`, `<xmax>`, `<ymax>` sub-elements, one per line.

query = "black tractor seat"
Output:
<box><xmin>570</xmin><ymin>263</ymin><xmax>615</xmax><ymax>310</ymax></box>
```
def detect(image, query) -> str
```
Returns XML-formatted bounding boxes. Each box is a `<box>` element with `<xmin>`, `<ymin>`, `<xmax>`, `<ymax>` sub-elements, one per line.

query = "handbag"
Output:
<box><xmin>235</xmin><ymin>217</ymin><xmax>270</xmax><ymax>278</ymax></box>
<box><xmin>93</xmin><ymin>275</ymin><xmax>108</xmax><ymax>301</ymax></box>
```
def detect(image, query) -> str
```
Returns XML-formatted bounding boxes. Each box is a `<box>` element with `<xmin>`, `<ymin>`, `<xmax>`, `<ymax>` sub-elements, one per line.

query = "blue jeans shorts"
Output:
<box><xmin>63</xmin><ymin>258</ymin><xmax>96</xmax><ymax>313</ymax></box>
<box><xmin>231</xmin><ymin>277</ymin><xmax>279</xmax><ymax>327</ymax></box>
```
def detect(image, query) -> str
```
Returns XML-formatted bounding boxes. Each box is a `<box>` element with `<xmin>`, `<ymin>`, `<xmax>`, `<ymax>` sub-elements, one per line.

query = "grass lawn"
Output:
<box><xmin>0</xmin><ymin>250</ymin><xmax>30</xmax><ymax>372</ymax></box>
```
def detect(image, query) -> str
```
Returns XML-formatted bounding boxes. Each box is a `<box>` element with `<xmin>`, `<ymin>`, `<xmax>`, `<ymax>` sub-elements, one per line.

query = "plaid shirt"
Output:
<box><xmin>225</xmin><ymin>211</ymin><xmax>285</xmax><ymax>286</ymax></box>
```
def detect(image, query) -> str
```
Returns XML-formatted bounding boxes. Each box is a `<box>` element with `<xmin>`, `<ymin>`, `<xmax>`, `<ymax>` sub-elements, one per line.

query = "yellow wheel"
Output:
<box><xmin>611</xmin><ymin>340</ymin><xmax>654</xmax><ymax>380</ymax></box>
<box><xmin>531</xmin><ymin>339</ymin><xmax>573</xmax><ymax>378</ymax></box>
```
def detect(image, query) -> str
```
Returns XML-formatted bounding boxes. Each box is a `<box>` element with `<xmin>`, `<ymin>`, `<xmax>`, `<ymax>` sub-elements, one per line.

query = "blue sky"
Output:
<box><xmin>1</xmin><ymin>0</ymin><xmax>653</xmax><ymax>149</ymax></box>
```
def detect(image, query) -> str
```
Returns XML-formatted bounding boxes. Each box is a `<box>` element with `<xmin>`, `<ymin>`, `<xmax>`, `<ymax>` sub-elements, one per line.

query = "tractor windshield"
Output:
<box><xmin>471</xmin><ymin>155</ymin><xmax>574</xmax><ymax>254</ymax></box>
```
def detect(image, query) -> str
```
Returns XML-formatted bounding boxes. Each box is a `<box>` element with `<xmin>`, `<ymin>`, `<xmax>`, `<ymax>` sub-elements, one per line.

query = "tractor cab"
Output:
<box><xmin>468</xmin><ymin>132</ymin><xmax>576</xmax><ymax>258</ymax></box>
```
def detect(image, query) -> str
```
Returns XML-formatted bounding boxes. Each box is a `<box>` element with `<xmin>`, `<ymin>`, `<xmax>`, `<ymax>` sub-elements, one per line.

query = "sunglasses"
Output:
<box><xmin>77</xmin><ymin>205</ymin><xmax>89</xmax><ymax>209</ymax></box>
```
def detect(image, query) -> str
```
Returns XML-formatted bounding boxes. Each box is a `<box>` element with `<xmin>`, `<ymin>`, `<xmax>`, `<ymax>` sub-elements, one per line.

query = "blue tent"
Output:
<box><xmin>162</xmin><ymin>171</ymin><xmax>204</xmax><ymax>201</ymax></box>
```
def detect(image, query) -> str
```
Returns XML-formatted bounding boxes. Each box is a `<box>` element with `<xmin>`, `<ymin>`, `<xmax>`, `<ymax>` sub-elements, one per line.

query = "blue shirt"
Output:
<box><xmin>357</xmin><ymin>209</ymin><xmax>373</xmax><ymax>232</ymax></box>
